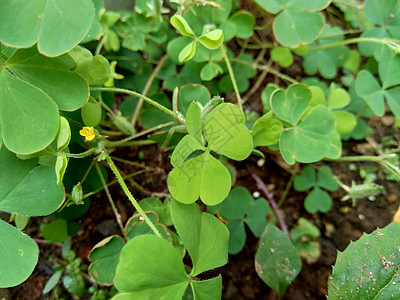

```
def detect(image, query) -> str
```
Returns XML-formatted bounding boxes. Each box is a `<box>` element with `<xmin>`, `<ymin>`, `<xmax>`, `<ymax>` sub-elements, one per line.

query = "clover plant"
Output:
<box><xmin>1</xmin><ymin>0</ymin><xmax>400</xmax><ymax>299</ymax></box>
<box><xmin>208</xmin><ymin>187</ymin><xmax>270</xmax><ymax>254</ymax></box>
<box><xmin>294</xmin><ymin>165</ymin><xmax>339</xmax><ymax>213</ymax></box>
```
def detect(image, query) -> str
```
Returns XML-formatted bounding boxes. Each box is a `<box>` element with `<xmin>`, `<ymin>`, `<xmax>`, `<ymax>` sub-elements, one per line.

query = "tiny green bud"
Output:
<box><xmin>71</xmin><ymin>183</ymin><xmax>83</xmax><ymax>205</ymax></box>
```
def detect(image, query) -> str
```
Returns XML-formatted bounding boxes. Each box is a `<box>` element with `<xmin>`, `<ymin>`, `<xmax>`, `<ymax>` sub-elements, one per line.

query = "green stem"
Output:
<box><xmin>106</xmin><ymin>140</ymin><xmax>158</xmax><ymax>147</ymax></box>
<box><xmin>277</xmin><ymin>172</ymin><xmax>295</xmax><ymax>207</ymax></box>
<box><xmin>308</xmin><ymin>37</ymin><xmax>400</xmax><ymax>52</ymax></box>
<box><xmin>104</xmin><ymin>152</ymin><xmax>162</xmax><ymax>238</ymax></box>
<box><xmin>242</xmin><ymin>60</ymin><xmax>299</xmax><ymax>84</ymax></box>
<box><xmin>91</xmin><ymin>87</ymin><xmax>183</xmax><ymax>122</ymax></box>
<box><xmin>94</xmin><ymin>33</ymin><xmax>107</xmax><ymax>56</ymax></box>
<box><xmin>82</xmin><ymin>169</ymin><xmax>153</xmax><ymax>200</ymax></box>
<box><xmin>220</xmin><ymin>45</ymin><xmax>243</xmax><ymax>111</ymax></box>
<box><xmin>59</xmin><ymin>148</ymin><xmax>96</xmax><ymax>158</ymax></box>
<box><xmin>104</xmin><ymin>121</ymin><xmax>176</xmax><ymax>147</ymax></box>
<box><xmin>95</xmin><ymin>163</ymin><xmax>127</xmax><ymax>240</ymax></box>
<box><xmin>325</xmin><ymin>153</ymin><xmax>400</xmax><ymax>180</ymax></box>
<box><xmin>131</xmin><ymin>54</ymin><xmax>169</xmax><ymax>126</ymax></box>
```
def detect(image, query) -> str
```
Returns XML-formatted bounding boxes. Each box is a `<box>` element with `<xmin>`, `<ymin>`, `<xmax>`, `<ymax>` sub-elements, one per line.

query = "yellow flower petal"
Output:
<box><xmin>79</xmin><ymin>127</ymin><xmax>96</xmax><ymax>141</ymax></box>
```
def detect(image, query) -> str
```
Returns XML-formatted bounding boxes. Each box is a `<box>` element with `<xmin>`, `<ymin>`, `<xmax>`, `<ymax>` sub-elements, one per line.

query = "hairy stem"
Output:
<box><xmin>308</xmin><ymin>37</ymin><xmax>400</xmax><ymax>52</ymax></box>
<box><xmin>91</xmin><ymin>87</ymin><xmax>182</xmax><ymax>122</ymax></box>
<box><xmin>95</xmin><ymin>163</ymin><xmax>127</xmax><ymax>240</ymax></box>
<box><xmin>104</xmin><ymin>152</ymin><xmax>162</xmax><ymax>237</ymax></box>
<box><xmin>221</xmin><ymin>45</ymin><xmax>243</xmax><ymax>111</ymax></box>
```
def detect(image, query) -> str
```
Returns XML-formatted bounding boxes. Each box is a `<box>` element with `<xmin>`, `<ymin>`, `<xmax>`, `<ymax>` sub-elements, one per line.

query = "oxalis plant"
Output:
<box><xmin>1</xmin><ymin>0</ymin><xmax>400</xmax><ymax>299</ymax></box>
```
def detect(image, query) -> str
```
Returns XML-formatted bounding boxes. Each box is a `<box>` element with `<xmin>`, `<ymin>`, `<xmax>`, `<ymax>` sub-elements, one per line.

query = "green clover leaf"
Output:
<box><xmin>0</xmin><ymin>0</ymin><xmax>95</xmax><ymax>57</ymax></box>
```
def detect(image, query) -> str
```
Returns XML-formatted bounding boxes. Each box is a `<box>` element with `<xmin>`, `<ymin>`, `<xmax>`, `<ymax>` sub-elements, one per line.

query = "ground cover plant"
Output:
<box><xmin>1</xmin><ymin>0</ymin><xmax>400</xmax><ymax>299</ymax></box>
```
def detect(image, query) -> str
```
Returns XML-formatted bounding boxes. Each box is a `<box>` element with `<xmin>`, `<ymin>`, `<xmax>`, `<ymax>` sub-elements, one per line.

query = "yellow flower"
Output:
<box><xmin>79</xmin><ymin>126</ymin><xmax>96</xmax><ymax>141</ymax></box>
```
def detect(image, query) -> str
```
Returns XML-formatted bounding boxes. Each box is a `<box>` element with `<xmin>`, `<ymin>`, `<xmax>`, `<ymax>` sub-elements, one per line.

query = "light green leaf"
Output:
<box><xmin>252</xmin><ymin>111</ymin><xmax>283</xmax><ymax>147</ymax></box>
<box><xmin>191</xmin><ymin>275</ymin><xmax>222</xmax><ymax>300</ymax></box>
<box><xmin>168</xmin><ymin>152</ymin><xmax>231</xmax><ymax>205</ymax></box>
<box><xmin>304</xmin><ymin>187</ymin><xmax>332</xmax><ymax>213</ymax></box>
<box><xmin>255</xmin><ymin>224</ymin><xmax>302</xmax><ymax>298</ymax></box>
<box><xmin>0</xmin><ymin>147</ymin><xmax>65</xmax><ymax>216</ymax></box>
<box><xmin>186</xmin><ymin>101</ymin><xmax>203</xmax><ymax>143</ymax></box>
<box><xmin>273</xmin><ymin>8</ymin><xmax>325</xmax><ymax>48</ymax></box>
<box><xmin>0</xmin><ymin>219</ymin><xmax>39</xmax><ymax>288</ymax></box>
<box><xmin>171</xmin><ymin>135</ymin><xmax>204</xmax><ymax>167</ymax></box>
<box><xmin>204</xmin><ymin>103</ymin><xmax>253</xmax><ymax>160</ymax></box>
<box><xmin>170</xmin><ymin>201</ymin><xmax>229</xmax><ymax>277</ymax></box>
<box><xmin>279</xmin><ymin>105</ymin><xmax>336</xmax><ymax>164</ymax></box>
<box><xmin>0</xmin><ymin>0</ymin><xmax>95</xmax><ymax>57</ymax></box>
<box><xmin>179</xmin><ymin>41</ymin><xmax>196</xmax><ymax>63</ymax></box>
<box><xmin>113</xmin><ymin>235</ymin><xmax>188</xmax><ymax>300</ymax></box>
<box><xmin>55</xmin><ymin>154</ymin><xmax>68</xmax><ymax>185</ymax></box>
<box><xmin>170</xmin><ymin>15</ymin><xmax>195</xmax><ymax>38</ymax></box>
<box><xmin>271</xmin><ymin>47</ymin><xmax>293</xmax><ymax>67</ymax></box>
<box><xmin>333</xmin><ymin>111</ymin><xmax>357</xmax><ymax>135</ymax></box>
<box><xmin>328</xmin><ymin>86</ymin><xmax>350</xmax><ymax>109</ymax></box>
<box><xmin>89</xmin><ymin>235</ymin><xmax>125</xmax><ymax>285</ymax></box>
<box><xmin>56</xmin><ymin>117</ymin><xmax>71</xmax><ymax>151</ymax></box>
<box><xmin>261</xmin><ymin>83</ymin><xmax>280</xmax><ymax>112</ymax></box>
<box><xmin>328</xmin><ymin>222</ymin><xmax>400</xmax><ymax>299</ymax></box>
<box><xmin>270</xmin><ymin>84</ymin><xmax>311</xmax><ymax>125</ymax></box>
<box><xmin>198</xmin><ymin>30</ymin><xmax>224</xmax><ymax>49</ymax></box>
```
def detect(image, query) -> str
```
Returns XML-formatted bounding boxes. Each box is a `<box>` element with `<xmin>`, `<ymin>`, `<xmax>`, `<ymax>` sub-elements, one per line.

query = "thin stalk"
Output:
<box><xmin>105</xmin><ymin>121</ymin><xmax>176</xmax><ymax>148</ymax></box>
<box><xmin>94</xmin><ymin>33</ymin><xmax>107</xmax><ymax>56</ymax></box>
<box><xmin>91</xmin><ymin>87</ymin><xmax>182</xmax><ymax>121</ymax></box>
<box><xmin>308</xmin><ymin>37</ymin><xmax>400</xmax><ymax>52</ymax></box>
<box><xmin>131</xmin><ymin>54</ymin><xmax>169</xmax><ymax>126</ymax></box>
<box><xmin>95</xmin><ymin>163</ymin><xmax>127</xmax><ymax>240</ymax></box>
<box><xmin>221</xmin><ymin>45</ymin><xmax>243</xmax><ymax>111</ymax></box>
<box><xmin>277</xmin><ymin>172</ymin><xmax>295</xmax><ymax>208</ymax></box>
<box><xmin>80</xmin><ymin>160</ymin><xmax>95</xmax><ymax>185</ymax></box>
<box><xmin>242</xmin><ymin>56</ymin><xmax>271</xmax><ymax>104</ymax></box>
<box><xmin>110</xmin><ymin>156</ymin><xmax>155</xmax><ymax>170</ymax></box>
<box><xmin>104</xmin><ymin>152</ymin><xmax>161</xmax><ymax>237</ymax></box>
<box><xmin>237</xmin><ymin>60</ymin><xmax>299</xmax><ymax>84</ymax></box>
<box><xmin>83</xmin><ymin>169</ymin><xmax>153</xmax><ymax>200</ymax></box>
<box><xmin>252</xmin><ymin>174</ymin><xmax>290</xmax><ymax>236</ymax></box>
<box><xmin>106</xmin><ymin>140</ymin><xmax>158</xmax><ymax>147</ymax></box>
